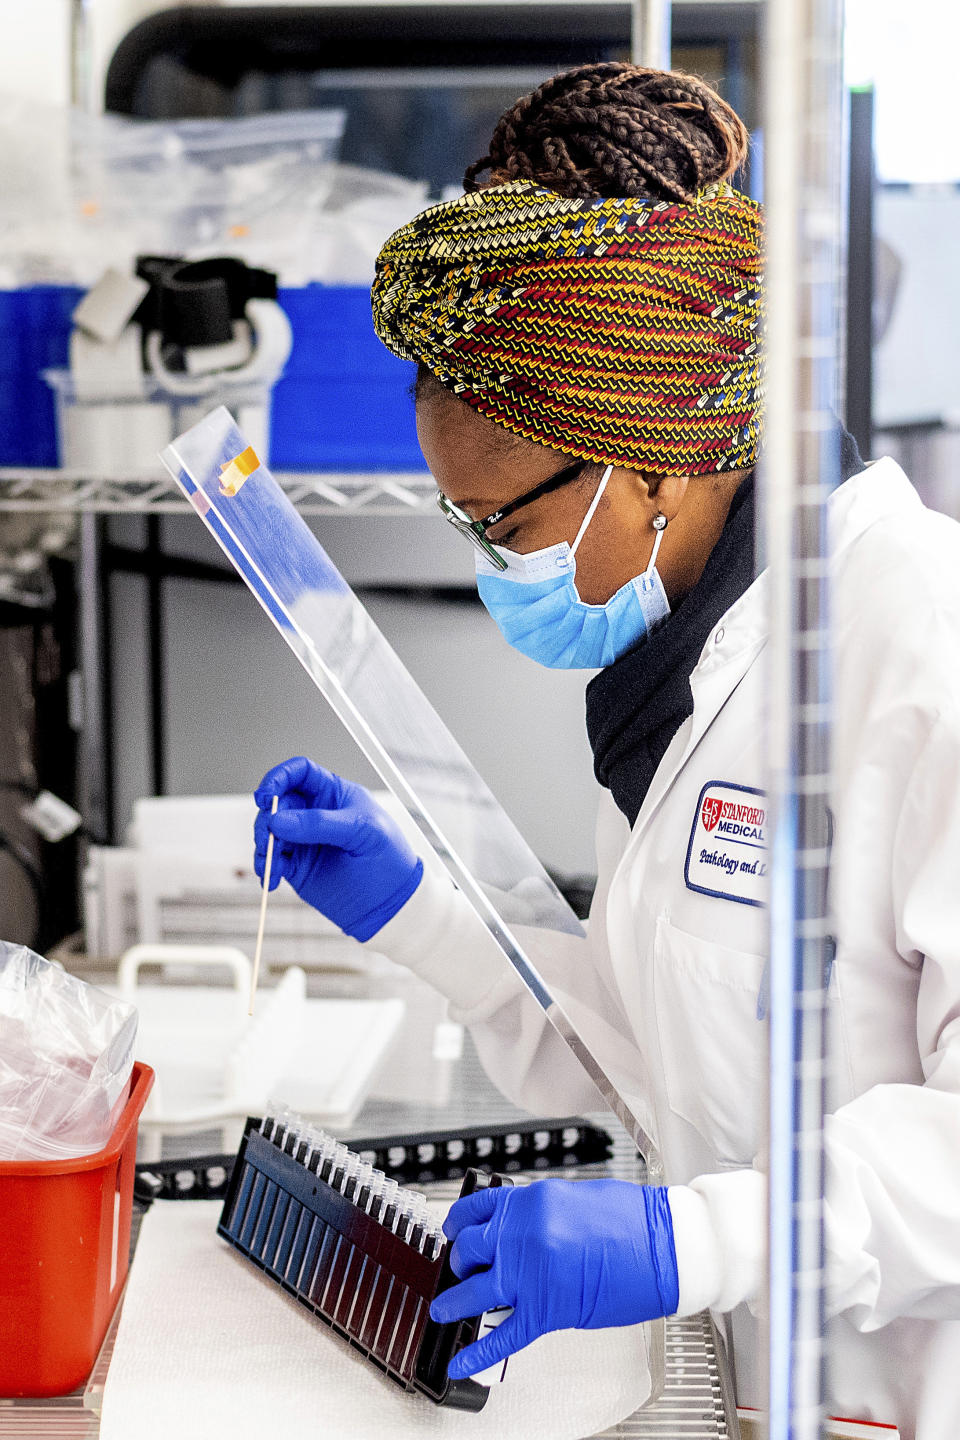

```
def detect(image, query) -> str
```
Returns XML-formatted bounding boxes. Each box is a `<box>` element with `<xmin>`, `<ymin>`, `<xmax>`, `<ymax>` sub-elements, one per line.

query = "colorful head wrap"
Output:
<box><xmin>371</xmin><ymin>180</ymin><xmax>764</xmax><ymax>476</ymax></box>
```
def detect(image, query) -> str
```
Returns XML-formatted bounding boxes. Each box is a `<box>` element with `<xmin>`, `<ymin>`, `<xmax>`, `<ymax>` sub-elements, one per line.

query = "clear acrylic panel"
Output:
<box><xmin>159</xmin><ymin>407</ymin><xmax>659</xmax><ymax>1169</ymax></box>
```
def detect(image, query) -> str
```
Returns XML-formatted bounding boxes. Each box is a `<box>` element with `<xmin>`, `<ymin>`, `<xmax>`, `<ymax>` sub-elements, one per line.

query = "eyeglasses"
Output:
<box><xmin>436</xmin><ymin>457</ymin><xmax>588</xmax><ymax>571</ymax></box>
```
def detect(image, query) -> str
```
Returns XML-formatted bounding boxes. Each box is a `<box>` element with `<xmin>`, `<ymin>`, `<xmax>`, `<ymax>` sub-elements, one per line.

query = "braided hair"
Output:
<box><xmin>464</xmin><ymin>61</ymin><xmax>749</xmax><ymax>204</ymax></box>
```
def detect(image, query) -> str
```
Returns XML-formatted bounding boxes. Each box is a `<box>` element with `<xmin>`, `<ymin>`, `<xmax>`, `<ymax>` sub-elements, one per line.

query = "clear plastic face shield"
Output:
<box><xmin>160</xmin><ymin>410</ymin><xmax>659</xmax><ymax>1167</ymax></box>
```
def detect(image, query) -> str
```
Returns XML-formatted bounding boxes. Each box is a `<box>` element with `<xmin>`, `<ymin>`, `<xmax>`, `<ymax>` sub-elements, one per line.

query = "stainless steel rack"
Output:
<box><xmin>0</xmin><ymin>469</ymin><xmax>438</xmax><ymax>517</ymax></box>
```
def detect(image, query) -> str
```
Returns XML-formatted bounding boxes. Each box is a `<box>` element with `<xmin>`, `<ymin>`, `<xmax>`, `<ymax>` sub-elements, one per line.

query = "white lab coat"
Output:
<box><xmin>371</xmin><ymin>457</ymin><xmax>960</xmax><ymax>1440</ymax></box>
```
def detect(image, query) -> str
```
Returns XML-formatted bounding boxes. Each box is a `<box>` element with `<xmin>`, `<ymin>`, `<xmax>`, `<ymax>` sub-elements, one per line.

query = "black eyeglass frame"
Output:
<box><xmin>436</xmin><ymin>457</ymin><xmax>588</xmax><ymax>571</ymax></box>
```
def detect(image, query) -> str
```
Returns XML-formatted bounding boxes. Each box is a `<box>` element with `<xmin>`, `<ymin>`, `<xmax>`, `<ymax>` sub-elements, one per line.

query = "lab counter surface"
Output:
<box><xmin>0</xmin><ymin>962</ymin><xmax>738</xmax><ymax>1440</ymax></box>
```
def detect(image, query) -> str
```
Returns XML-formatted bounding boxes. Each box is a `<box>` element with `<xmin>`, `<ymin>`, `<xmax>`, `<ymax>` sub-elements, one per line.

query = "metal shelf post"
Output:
<box><xmin>763</xmin><ymin>0</ymin><xmax>845</xmax><ymax>1436</ymax></box>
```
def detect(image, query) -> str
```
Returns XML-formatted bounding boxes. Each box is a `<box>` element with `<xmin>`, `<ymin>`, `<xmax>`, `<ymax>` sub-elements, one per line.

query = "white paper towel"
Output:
<box><xmin>100</xmin><ymin>1200</ymin><xmax>653</xmax><ymax>1440</ymax></box>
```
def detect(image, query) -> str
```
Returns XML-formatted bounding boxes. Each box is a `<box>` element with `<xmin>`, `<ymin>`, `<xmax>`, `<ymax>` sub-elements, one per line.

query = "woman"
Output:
<box><xmin>254</xmin><ymin>65</ymin><xmax>960</xmax><ymax>1437</ymax></box>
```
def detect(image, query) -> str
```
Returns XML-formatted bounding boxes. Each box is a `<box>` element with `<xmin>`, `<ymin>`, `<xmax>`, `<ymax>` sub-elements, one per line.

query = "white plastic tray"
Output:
<box><xmin>107</xmin><ymin>945</ymin><xmax>405</xmax><ymax>1136</ymax></box>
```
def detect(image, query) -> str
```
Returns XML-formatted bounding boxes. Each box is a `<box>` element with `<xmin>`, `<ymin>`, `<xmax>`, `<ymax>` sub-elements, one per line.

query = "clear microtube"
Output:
<box><xmin>426</xmin><ymin>1229</ymin><xmax>444</xmax><ymax>1262</ymax></box>
<box><xmin>329</xmin><ymin>1148</ymin><xmax>346</xmax><ymax>1189</ymax></box>
<box><xmin>326</xmin><ymin>1143</ymin><xmax>347</xmax><ymax>1187</ymax></box>
<box><xmin>394</xmin><ymin>1196</ymin><xmax>413</xmax><ymax>1242</ymax></box>
<box><xmin>314</xmin><ymin>1131</ymin><xmax>331</xmax><ymax>1174</ymax></box>
<box><xmin>303</xmin><ymin>1125</ymin><xmax>322</xmax><ymax>1171</ymax></box>
<box><xmin>403</xmin><ymin>1191</ymin><xmax>428</xmax><ymax>1248</ymax></box>
<box><xmin>381</xmin><ymin>1179</ymin><xmax>401</xmax><ymax>1230</ymax></box>
<box><xmin>368</xmin><ymin>1171</ymin><xmax>389</xmax><ymax>1220</ymax></box>
<box><xmin>361</xmin><ymin>1166</ymin><xmax>382</xmax><ymax>1214</ymax></box>
<box><xmin>419</xmin><ymin>1197</ymin><xmax>444</xmax><ymax>1256</ymax></box>
<box><xmin>412</xmin><ymin>1196</ymin><xmax>434</xmax><ymax>1254</ymax></box>
<box><xmin>342</xmin><ymin>1156</ymin><xmax>361</xmax><ymax>1199</ymax></box>
<box><xmin>406</xmin><ymin>1197</ymin><xmax>422</xmax><ymax>1240</ymax></box>
<box><xmin>308</xmin><ymin>1125</ymin><xmax>328</xmax><ymax>1167</ymax></box>
<box><xmin>355</xmin><ymin>1161</ymin><xmax>374</xmax><ymax>1209</ymax></box>
<box><xmin>269</xmin><ymin>1105</ymin><xmax>296</xmax><ymax>1147</ymax></box>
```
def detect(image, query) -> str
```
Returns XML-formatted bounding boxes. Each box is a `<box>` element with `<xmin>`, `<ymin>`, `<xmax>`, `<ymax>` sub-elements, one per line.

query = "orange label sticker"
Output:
<box><xmin>218</xmin><ymin>446</ymin><xmax>261</xmax><ymax>497</ymax></box>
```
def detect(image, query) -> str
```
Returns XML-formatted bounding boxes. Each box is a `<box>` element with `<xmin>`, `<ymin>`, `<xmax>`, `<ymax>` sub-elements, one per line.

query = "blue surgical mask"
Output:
<box><xmin>474</xmin><ymin>464</ymin><xmax>671</xmax><ymax>669</ymax></box>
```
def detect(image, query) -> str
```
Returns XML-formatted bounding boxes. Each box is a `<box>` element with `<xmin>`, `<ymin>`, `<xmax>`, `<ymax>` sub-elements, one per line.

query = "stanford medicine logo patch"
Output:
<box><xmin>686</xmin><ymin>781</ymin><xmax>767</xmax><ymax>907</ymax></box>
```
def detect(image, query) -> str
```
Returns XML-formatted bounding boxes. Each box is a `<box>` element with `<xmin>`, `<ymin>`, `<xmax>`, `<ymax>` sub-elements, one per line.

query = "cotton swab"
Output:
<box><xmin>250</xmin><ymin>795</ymin><xmax>279</xmax><ymax>1015</ymax></box>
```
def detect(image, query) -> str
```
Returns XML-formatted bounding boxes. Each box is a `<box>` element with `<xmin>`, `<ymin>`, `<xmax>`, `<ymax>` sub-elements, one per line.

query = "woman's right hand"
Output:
<box><xmin>253</xmin><ymin>757</ymin><xmax>423</xmax><ymax>942</ymax></box>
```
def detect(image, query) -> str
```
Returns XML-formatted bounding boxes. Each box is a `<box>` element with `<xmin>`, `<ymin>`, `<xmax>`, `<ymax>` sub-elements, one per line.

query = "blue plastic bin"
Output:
<box><xmin>271</xmin><ymin>286</ymin><xmax>426</xmax><ymax>471</ymax></box>
<box><xmin>0</xmin><ymin>287</ymin><xmax>82</xmax><ymax>467</ymax></box>
<box><xmin>0</xmin><ymin>284</ymin><xmax>426</xmax><ymax>473</ymax></box>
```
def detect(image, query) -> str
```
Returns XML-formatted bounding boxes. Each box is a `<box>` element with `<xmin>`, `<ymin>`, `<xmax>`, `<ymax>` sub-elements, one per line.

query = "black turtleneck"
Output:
<box><xmin>585</xmin><ymin>428</ymin><xmax>864</xmax><ymax>828</ymax></box>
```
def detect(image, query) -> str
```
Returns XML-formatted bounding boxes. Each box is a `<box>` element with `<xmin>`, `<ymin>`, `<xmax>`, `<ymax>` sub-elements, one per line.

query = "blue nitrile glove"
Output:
<box><xmin>253</xmin><ymin>756</ymin><xmax>423</xmax><ymax>942</ymax></box>
<box><xmin>430</xmin><ymin>1179</ymin><xmax>678</xmax><ymax>1380</ymax></box>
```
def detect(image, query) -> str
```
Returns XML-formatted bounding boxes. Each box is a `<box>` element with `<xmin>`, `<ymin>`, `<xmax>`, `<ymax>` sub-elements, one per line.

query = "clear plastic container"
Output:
<box><xmin>44</xmin><ymin>369</ymin><xmax>272</xmax><ymax>477</ymax></box>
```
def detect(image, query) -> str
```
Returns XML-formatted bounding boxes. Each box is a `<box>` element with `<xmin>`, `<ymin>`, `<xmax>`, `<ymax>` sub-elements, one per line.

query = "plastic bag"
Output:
<box><xmin>0</xmin><ymin>100</ymin><xmax>345</xmax><ymax>288</ymax></box>
<box><xmin>0</xmin><ymin>99</ymin><xmax>436</xmax><ymax>288</ymax></box>
<box><xmin>0</xmin><ymin>941</ymin><xmax>137</xmax><ymax>1161</ymax></box>
<box><xmin>308</xmin><ymin>164</ymin><xmax>429</xmax><ymax>285</ymax></box>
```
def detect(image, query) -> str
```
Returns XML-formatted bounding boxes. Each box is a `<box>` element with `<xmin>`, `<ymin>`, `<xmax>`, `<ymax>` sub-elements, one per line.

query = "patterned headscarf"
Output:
<box><xmin>372</xmin><ymin>180</ymin><xmax>764</xmax><ymax>476</ymax></box>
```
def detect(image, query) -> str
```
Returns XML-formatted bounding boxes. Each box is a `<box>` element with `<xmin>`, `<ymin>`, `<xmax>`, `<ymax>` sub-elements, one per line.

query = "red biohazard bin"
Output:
<box><xmin>0</xmin><ymin>1061</ymin><xmax>154</xmax><ymax>1398</ymax></box>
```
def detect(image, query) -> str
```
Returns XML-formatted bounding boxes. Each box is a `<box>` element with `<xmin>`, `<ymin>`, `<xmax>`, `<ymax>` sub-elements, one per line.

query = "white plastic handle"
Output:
<box><xmin>144</xmin><ymin>330</ymin><xmax>218</xmax><ymax>396</ymax></box>
<box><xmin>117</xmin><ymin>943</ymin><xmax>253</xmax><ymax>1002</ymax></box>
<box><xmin>144</xmin><ymin>299</ymin><xmax>293</xmax><ymax>394</ymax></box>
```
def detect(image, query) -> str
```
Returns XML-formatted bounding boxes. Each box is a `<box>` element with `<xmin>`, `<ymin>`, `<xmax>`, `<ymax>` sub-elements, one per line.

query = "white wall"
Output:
<box><xmin>1</xmin><ymin>0</ymin><xmax>71</xmax><ymax>106</ymax></box>
<box><xmin>874</xmin><ymin>188</ymin><xmax>960</xmax><ymax>430</ymax></box>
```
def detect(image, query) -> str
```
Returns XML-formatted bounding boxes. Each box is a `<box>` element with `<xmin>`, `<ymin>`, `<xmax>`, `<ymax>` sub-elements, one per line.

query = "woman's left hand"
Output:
<box><xmin>429</xmin><ymin>1178</ymin><xmax>679</xmax><ymax>1379</ymax></box>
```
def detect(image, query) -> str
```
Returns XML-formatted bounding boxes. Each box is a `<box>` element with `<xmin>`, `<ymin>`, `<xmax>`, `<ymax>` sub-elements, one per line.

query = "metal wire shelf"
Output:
<box><xmin>0</xmin><ymin>470</ymin><xmax>438</xmax><ymax>516</ymax></box>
